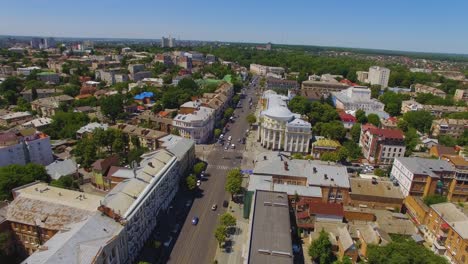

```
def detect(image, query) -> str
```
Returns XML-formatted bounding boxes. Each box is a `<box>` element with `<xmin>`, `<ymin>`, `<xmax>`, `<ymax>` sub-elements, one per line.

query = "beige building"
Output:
<box><xmin>111</xmin><ymin>123</ymin><xmax>168</xmax><ymax>150</ymax></box>
<box><xmin>431</xmin><ymin>118</ymin><xmax>468</xmax><ymax>139</ymax></box>
<box><xmin>368</xmin><ymin>66</ymin><xmax>390</xmax><ymax>88</ymax></box>
<box><xmin>414</xmin><ymin>83</ymin><xmax>446</xmax><ymax>98</ymax></box>
<box><xmin>356</xmin><ymin>71</ymin><xmax>369</xmax><ymax>83</ymax></box>
<box><xmin>454</xmin><ymin>89</ymin><xmax>468</xmax><ymax>102</ymax></box>
<box><xmin>31</xmin><ymin>95</ymin><xmax>74</xmax><ymax>117</ymax></box>
<box><xmin>301</xmin><ymin>80</ymin><xmax>348</xmax><ymax>100</ymax></box>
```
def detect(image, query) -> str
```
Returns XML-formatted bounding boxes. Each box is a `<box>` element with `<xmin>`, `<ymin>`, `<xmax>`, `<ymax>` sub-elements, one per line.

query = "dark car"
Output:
<box><xmin>223</xmin><ymin>200</ymin><xmax>229</xmax><ymax>208</ymax></box>
<box><xmin>191</xmin><ymin>216</ymin><xmax>199</xmax><ymax>225</ymax></box>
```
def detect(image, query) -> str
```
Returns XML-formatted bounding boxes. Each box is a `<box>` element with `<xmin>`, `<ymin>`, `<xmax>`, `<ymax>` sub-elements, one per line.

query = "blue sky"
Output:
<box><xmin>1</xmin><ymin>0</ymin><xmax>468</xmax><ymax>54</ymax></box>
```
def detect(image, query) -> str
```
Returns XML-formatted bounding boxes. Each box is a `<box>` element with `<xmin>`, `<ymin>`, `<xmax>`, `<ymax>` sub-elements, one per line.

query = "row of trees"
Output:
<box><xmin>214</xmin><ymin>213</ymin><xmax>237</xmax><ymax>248</ymax></box>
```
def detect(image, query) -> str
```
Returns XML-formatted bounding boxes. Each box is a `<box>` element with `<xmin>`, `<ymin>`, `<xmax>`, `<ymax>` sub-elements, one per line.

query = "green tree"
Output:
<box><xmin>308</xmin><ymin>229</ymin><xmax>335</xmax><ymax>264</ymax></box>
<box><xmin>100</xmin><ymin>94</ymin><xmax>124</xmax><ymax>122</ymax></box>
<box><xmin>219</xmin><ymin>213</ymin><xmax>236</xmax><ymax>227</ymax></box>
<box><xmin>316</xmin><ymin>121</ymin><xmax>346</xmax><ymax>141</ymax></box>
<box><xmin>0</xmin><ymin>164</ymin><xmax>51</xmax><ymax>200</ymax></box>
<box><xmin>224</xmin><ymin>107</ymin><xmax>234</xmax><ymax>119</ymax></box>
<box><xmin>423</xmin><ymin>195</ymin><xmax>447</xmax><ymax>206</ymax></box>
<box><xmin>367</xmin><ymin>239</ymin><xmax>448</xmax><ymax>264</ymax></box>
<box><xmin>214</xmin><ymin>225</ymin><xmax>227</xmax><ymax>248</ymax></box>
<box><xmin>350</xmin><ymin>123</ymin><xmax>361</xmax><ymax>143</ymax></box>
<box><xmin>404</xmin><ymin>128</ymin><xmax>419</xmax><ymax>155</ymax></box>
<box><xmin>186</xmin><ymin>174</ymin><xmax>197</xmax><ymax>191</ymax></box>
<box><xmin>214</xmin><ymin>128</ymin><xmax>222</xmax><ymax>138</ymax></box>
<box><xmin>246</xmin><ymin>113</ymin><xmax>257</xmax><ymax>124</ymax></box>
<box><xmin>355</xmin><ymin>109</ymin><xmax>367</xmax><ymax>124</ymax></box>
<box><xmin>73</xmin><ymin>137</ymin><xmax>97</xmax><ymax>168</ymax></box>
<box><xmin>50</xmin><ymin>175</ymin><xmax>80</xmax><ymax>190</ymax></box>
<box><xmin>367</xmin><ymin>113</ymin><xmax>381</xmax><ymax>127</ymax></box>
<box><xmin>193</xmin><ymin>162</ymin><xmax>206</xmax><ymax>175</ymax></box>
<box><xmin>288</xmin><ymin>95</ymin><xmax>311</xmax><ymax>115</ymax></box>
<box><xmin>439</xmin><ymin>135</ymin><xmax>457</xmax><ymax>147</ymax></box>
<box><xmin>225</xmin><ymin>168</ymin><xmax>243</xmax><ymax>198</ymax></box>
<box><xmin>402</xmin><ymin>110</ymin><xmax>434</xmax><ymax>133</ymax></box>
<box><xmin>44</xmin><ymin>111</ymin><xmax>89</xmax><ymax>139</ymax></box>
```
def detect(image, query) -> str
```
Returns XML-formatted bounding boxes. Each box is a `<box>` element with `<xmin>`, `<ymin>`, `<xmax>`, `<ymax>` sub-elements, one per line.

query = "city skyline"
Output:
<box><xmin>1</xmin><ymin>0</ymin><xmax>468</xmax><ymax>54</ymax></box>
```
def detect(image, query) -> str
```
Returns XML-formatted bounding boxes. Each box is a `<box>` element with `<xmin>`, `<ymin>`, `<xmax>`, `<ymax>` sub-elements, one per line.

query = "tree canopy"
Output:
<box><xmin>0</xmin><ymin>164</ymin><xmax>50</xmax><ymax>200</ymax></box>
<box><xmin>308</xmin><ymin>229</ymin><xmax>336</xmax><ymax>264</ymax></box>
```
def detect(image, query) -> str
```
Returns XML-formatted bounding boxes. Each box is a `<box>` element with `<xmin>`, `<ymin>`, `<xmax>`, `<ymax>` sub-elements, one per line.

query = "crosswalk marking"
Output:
<box><xmin>207</xmin><ymin>164</ymin><xmax>231</xmax><ymax>170</ymax></box>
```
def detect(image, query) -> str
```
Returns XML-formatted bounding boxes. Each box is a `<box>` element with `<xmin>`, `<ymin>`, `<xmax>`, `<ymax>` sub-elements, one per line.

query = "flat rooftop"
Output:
<box><xmin>349</xmin><ymin>178</ymin><xmax>404</xmax><ymax>200</ymax></box>
<box><xmin>248</xmin><ymin>190</ymin><xmax>293</xmax><ymax>264</ymax></box>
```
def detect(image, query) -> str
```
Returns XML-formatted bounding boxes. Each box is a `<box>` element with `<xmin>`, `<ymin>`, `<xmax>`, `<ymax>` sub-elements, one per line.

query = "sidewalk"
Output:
<box><xmin>213</xmin><ymin>200</ymin><xmax>250</xmax><ymax>264</ymax></box>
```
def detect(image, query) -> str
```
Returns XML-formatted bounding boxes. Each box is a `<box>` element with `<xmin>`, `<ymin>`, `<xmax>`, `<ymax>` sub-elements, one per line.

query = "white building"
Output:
<box><xmin>368</xmin><ymin>66</ymin><xmax>390</xmax><ymax>88</ymax></box>
<box><xmin>173</xmin><ymin>101</ymin><xmax>215</xmax><ymax>144</ymax></box>
<box><xmin>17</xmin><ymin>66</ymin><xmax>41</xmax><ymax>76</ymax></box>
<box><xmin>99</xmin><ymin>148</ymin><xmax>183</xmax><ymax>263</ymax></box>
<box><xmin>257</xmin><ymin>90</ymin><xmax>312</xmax><ymax>153</ymax></box>
<box><xmin>0</xmin><ymin>129</ymin><xmax>54</xmax><ymax>167</ymax></box>
<box><xmin>249</xmin><ymin>64</ymin><xmax>285</xmax><ymax>76</ymax></box>
<box><xmin>76</xmin><ymin>122</ymin><xmax>109</xmax><ymax>139</ymax></box>
<box><xmin>332</xmin><ymin>86</ymin><xmax>385</xmax><ymax>112</ymax></box>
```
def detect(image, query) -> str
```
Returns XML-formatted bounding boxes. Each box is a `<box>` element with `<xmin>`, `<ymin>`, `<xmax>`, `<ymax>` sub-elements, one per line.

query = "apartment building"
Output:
<box><xmin>154</xmin><ymin>53</ymin><xmax>174</xmax><ymax>66</ymax></box>
<box><xmin>332</xmin><ymin>87</ymin><xmax>385</xmax><ymax>112</ymax></box>
<box><xmin>442</xmin><ymin>155</ymin><xmax>468</xmax><ymax>202</ymax></box>
<box><xmin>20</xmin><ymin>88</ymin><xmax>61</xmax><ymax>102</ymax></box>
<box><xmin>257</xmin><ymin>90</ymin><xmax>312</xmax><ymax>153</ymax></box>
<box><xmin>454</xmin><ymin>89</ymin><xmax>468</xmax><ymax>102</ymax></box>
<box><xmin>267</xmin><ymin>78</ymin><xmax>299</xmax><ymax>91</ymax></box>
<box><xmin>98</xmin><ymin>149</ymin><xmax>182</xmax><ymax>263</ymax></box>
<box><xmin>431</xmin><ymin>118</ymin><xmax>468</xmax><ymax>139</ymax></box>
<box><xmin>359</xmin><ymin>124</ymin><xmax>406</xmax><ymax>165</ymax></box>
<box><xmin>426</xmin><ymin>203</ymin><xmax>468</xmax><ymax>264</ymax></box>
<box><xmin>0</xmin><ymin>129</ymin><xmax>54</xmax><ymax>167</ymax></box>
<box><xmin>251</xmin><ymin>152</ymin><xmax>351</xmax><ymax>204</ymax></box>
<box><xmin>173</xmin><ymin>101</ymin><xmax>215</xmax><ymax>144</ymax></box>
<box><xmin>301</xmin><ymin>80</ymin><xmax>348</xmax><ymax>100</ymax></box>
<box><xmin>390</xmin><ymin>157</ymin><xmax>455</xmax><ymax>198</ymax></box>
<box><xmin>401</xmin><ymin>100</ymin><xmax>467</xmax><ymax>116</ymax></box>
<box><xmin>356</xmin><ymin>71</ymin><xmax>369</xmax><ymax>83</ymax></box>
<box><xmin>368</xmin><ymin>66</ymin><xmax>390</xmax><ymax>88</ymax></box>
<box><xmin>6</xmin><ymin>182</ymin><xmax>102</xmax><ymax>255</ymax></box>
<box><xmin>249</xmin><ymin>64</ymin><xmax>285</xmax><ymax>76</ymax></box>
<box><xmin>199</xmin><ymin>82</ymin><xmax>234</xmax><ymax>120</ymax></box>
<box><xmin>31</xmin><ymin>95</ymin><xmax>74</xmax><ymax>117</ymax></box>
<box><xmin>0</xmin><ymin>111</ymin><xmax>33</xmax><ymax>127</ymax></box>
<box><xmin>414</xmin><ymin>83</ymin><xmax>446</xmax><ymax>98</ymax></box>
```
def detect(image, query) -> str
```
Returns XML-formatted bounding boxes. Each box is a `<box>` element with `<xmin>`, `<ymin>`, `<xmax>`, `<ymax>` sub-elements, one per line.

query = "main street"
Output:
<box><xmin>167</xmin><ymin>78</ymin><xmax>259</xmax><ymax>264</ymax></box>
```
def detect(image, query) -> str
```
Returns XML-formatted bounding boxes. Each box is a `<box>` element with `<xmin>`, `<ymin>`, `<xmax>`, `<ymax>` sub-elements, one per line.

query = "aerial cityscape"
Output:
<box><xmin>0</xmin><ymin>1</ymin><xmax>468</xmax><ymax>264</ymax></box>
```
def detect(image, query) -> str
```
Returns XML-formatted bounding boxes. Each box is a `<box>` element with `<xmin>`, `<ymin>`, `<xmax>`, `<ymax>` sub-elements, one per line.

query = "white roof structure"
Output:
<box><xmin>22</xmin><ymin>117</ymin><xmax>53</xmax><ymax>128</ymax></box>
<box><xmin>260</xmin><ymin>90</ymin><xmax>294</xmax><ymax>121</ymax></box>
<box><xmin>0</xmin><ymin>111</ymin><xmax>31</xmax><ymax>120</ymax></box>
<box><xmin>46</xmin><ymin>159</ymin><xmax>78</xmax><ymax>180</ymax></box>
<box><xmin>22</xmin><ymin>213</ymin><xmax>123</xmax><ymax>264</ymax></box>
<box><xmin>174</xmin><ymin>106</ymin><xmax>214</xmax><ymax>123</ymax></box>
<box><xmin>76</xmin><ymin>122</ymin><xmax>108</xmax><ymax>135</ymax></box>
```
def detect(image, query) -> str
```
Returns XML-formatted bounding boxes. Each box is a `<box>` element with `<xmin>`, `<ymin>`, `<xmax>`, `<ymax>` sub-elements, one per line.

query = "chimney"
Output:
<box><xmin>284</xmin><ymin>161</ymin><xmax>289</xmax><ymax>171</ymax></box>
<box><xmin>324</xmin><ymin>174</ymin><xmax>328</xmax><ymax>180</ymax></box>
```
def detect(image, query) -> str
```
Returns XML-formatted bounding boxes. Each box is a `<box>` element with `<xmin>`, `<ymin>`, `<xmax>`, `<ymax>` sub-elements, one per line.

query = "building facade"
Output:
<box><xmin>301</xmin><ymin>80</ymin><xmax>348</xmax><ymax>100</ymax></box>
<box><xmin>173</xmin><ymin>101</ymin><xmax>215</xmax><ymax>144</ymax></box>
<box><xmin>431</xmin><ymin>118</ymin><xmax>468</xmax><ymax>139</ymax></box>
<box><xmin>332</xmin><ymin>87</ymin><xmax>385</xmax><ymax>112</ymax></box>
<box><xmin>257</xmin><ymin>90</ymin><xmax>312</xmax><ymax>153</ymax></box>
<box><xmin>31</xmin><ymin>95</ymin><xmax>74</xmax><ymax>117</ymax></box>
<box><xmin>368</xmin><ymin>66</ymin><xmax>390</xmax><ymax>88</ymax></box>
<box><xmin>359</xmin><ymin>124</ymin><xmax>406</xmax><ymax>165</ymax></box>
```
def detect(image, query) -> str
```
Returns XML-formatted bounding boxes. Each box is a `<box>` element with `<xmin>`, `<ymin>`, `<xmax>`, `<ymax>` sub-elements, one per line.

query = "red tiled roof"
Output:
<box><xmin>106</xmin><ymin>166</ymin><xmax>125</xmax><ymax>178</ymax></box>
<box><xmin>340</xmin><ymin>79</ymin><xmax>358</xmax><ymax>86</ymax></box>
<box><xmin>92</xmin><ymin>155</ymin><xmax>119</xmax><ymax>173</ymax></box>
<box><xmin>308</xmin><ymin>202</ymin><xmax>344</xmax><ymax>217</ymax></box>
<box><xmin>363</xmin><ymin>124</ymin><xmax>404</xmax><ymax>139</ymax></box>
<box><xmin>296</xmin><ymin>211</ymin><xmax>310</xmax><ymax>219</ymax></box>
<box><xmin>339</xmin><ymin>112</ymin><xmax>356</xmax><ymax>123</ymax></box>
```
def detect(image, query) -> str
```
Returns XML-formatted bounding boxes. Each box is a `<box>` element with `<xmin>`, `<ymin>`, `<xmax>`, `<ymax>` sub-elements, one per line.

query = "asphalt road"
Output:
<box><xmin>167</xmin><ymin>78</ymin><xmax>259</xmax><ymax>264</ymax></box>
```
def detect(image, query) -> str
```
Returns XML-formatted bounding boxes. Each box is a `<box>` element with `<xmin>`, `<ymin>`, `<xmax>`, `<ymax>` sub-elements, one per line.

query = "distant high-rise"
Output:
<box><xmin>44</xmin><ymin>37</ymin><xmax>56</xmax><ymax>49</ymax></box>
<box><xmin>30</xmin><ymin>37</ymin><xmax>56</xmax><ymax>49</ymax></box>
<box><xmin>30</xmin><ymin>38</ymin><xmax>41</xmax><ymax>49</ymax></box>
<box><xmin>368</xmin><ymin>66</ymin><xmax>390</xmax><ymax>88</ymax></box>
<box><xmin>161</xmin><ymin>36</ymin><xmax>176</xmax><ymax>48</ymax></box>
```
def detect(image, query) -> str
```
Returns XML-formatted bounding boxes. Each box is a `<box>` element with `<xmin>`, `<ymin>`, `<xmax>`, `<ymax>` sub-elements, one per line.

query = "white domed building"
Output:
<box><xmin>257</xmin><ymin>90</ymin><xmax>312</xmax><ymax>153</ymax></box>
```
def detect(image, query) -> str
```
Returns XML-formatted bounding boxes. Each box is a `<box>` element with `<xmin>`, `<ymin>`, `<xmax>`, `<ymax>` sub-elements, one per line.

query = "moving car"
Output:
<box><xmin>192</xmin><ymin>216</ymin><xmax>199</xmax><ymax>225</ymax></box>
<box><xmin>211</xmin><ymin>204</ymin><xmax>217</xmax><ymax>211</ymax></box>
<box><xmin>228</xmin><ymin>135</ymin><xmax>232</xmax><ymax>141</ymax></box>
<box><xmin>231</xmin><ymin>144</ymin><xmax>235</xmax><ymax>149</ymax></box>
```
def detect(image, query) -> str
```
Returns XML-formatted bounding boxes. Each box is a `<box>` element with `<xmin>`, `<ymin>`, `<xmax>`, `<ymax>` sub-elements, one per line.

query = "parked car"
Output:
<box><xmin>231</xmin><ymin>144</ymin><xmax>235</xmax><ymax>149</ymax></box>
<box><xmin>192</xmin><ymin>216</ymin><xmax>199</xmax><ymax>225</ymax></box>
<box><xmin>223</xmin><ymin>200</ymin><xmax>229</xmax><ymax>207</ymax></box>
<box><xmin>211</xmin><ymin>204</ymin><xmax>217</xmax><ymax>211</ymax></box>
<box><xmin>164</xmin><ymin>236</ymin><xmax>173</xmax><ymax>247</ymax></box>
<box><xmin>196</xmin><ymin>180</ymin><xmax>201</xmax><ymax>186</ymax></box>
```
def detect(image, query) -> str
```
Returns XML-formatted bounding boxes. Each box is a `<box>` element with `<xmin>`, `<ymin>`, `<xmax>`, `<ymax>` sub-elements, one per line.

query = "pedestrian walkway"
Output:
<box><xmin>214</xmin><ymin>200</ymin><xmax>250</xmax><ymax>264</ymax></box>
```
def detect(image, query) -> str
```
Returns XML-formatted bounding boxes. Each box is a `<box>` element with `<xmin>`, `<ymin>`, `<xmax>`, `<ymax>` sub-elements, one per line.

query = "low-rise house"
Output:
<box><xmin>135</xmin><ymin>111</ymin><xmax>174</xmax><ymax>133</ymax></box>
<box><xmin>349</xmin><ymin>178</ymin><xmax>404</xmax><ymax>210</ymax></box>
<box><xmin>21</xmin><ymin>117</ymin><xmax>53</xmax><ymax>130</ymax></box>
<box><xmin>20</xmin><ymin>88</ymin><xmax>61</xmax><ymax>102</ymax></box>
<box><xmin>0</xmin><ymin>128</ymin><xmax>54</xmax><ymax>167</ymax></box>
<box><xmin>381</xmin><ymin>117</ymin><xmax>398</xmax><ymax>129</ymax></box>
<box><xmin>431</xmin><ymin>118</ymin><xmax>468</xmax><ymax>139</ymax></box>
<box><xmin>266</xmin><ymin>78</ymin><xmax>298</xmax><ymax>91</ymax></box>
<box><xmin>90</xmin><ymin>155</ymin><xmax>120</xmax><ymax>191</ymax></box>
<box><xmin>37</xmin><ymin>72</ymin><xmax>60</xmax><ymax>84</ymax></box>
<box><xmin>311</xmin><ymin>138</ymin><xmax>341</xmax><ymax>159</ymax></box>
<box><xmin>414</xmin><ymin>83</ymin><xmax>446</xmax><ymax>98</ymax></box>
<box><xmin>295</xmin><ymin>200</ymin><xmax>344</xmax><ymax>230</ymax></box>
<box><xmin>359</xmin><ymin>124</ymin><xmax>406</xmax><ymax>165</ymax></box>
<box><xmin>45</xmin><ymin>159</ymin><xmax>78</xmax><ymax>180</ymax></box>
<box><xmin>356</xmin><ymin>224</ymin><xmax>391</xmax><ymax>258</ymax></box>
<box><xmin>0</xmin><ymin>111</ymin><xmax>33</xmax><ymax>127</ymax></box>
<box><xmin>338</xmin><ymin>112</ymin><xmax>356</xmax><ymax>129</ymax></box>
<box><xmin>76</xmin><ymin>122</ymin><xmax>108</xmax><ymax>139</ymax></box>
<box><xmin>301</xmin><ymin>80</ymin><xmax>348</xmax><ymax>100</ymax></box>
<box><xmin>31</xmin><ymin>95</ymin><xmax>74</xmax><ymax>117</ymax></box>
<box><xmin>454</xmin><ymin>89</ymin><xmax>468</xmax><ymax>102</ymax></box>
<box><xmin>401</xmin><ymin>100</ymin><xmax>467</xmax><ymax>116</ymax></box>
<box><xmin>112</xmin><ymin>123</ymin><xmax>168</xmax><ymax>150</ymax></box>
<box><xmin>429</xmin><ymin>144</ymin><xmax>457</xmax><ymax>158</ymax></box>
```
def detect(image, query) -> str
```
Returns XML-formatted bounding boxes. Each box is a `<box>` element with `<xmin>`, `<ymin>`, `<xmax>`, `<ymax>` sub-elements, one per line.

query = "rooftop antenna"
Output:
<box><xmin>131</xmin><ymin>160</ymin><xmax>138</xmax><ymax>178</ymax></box>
